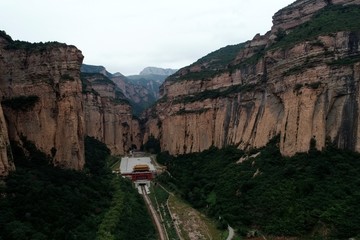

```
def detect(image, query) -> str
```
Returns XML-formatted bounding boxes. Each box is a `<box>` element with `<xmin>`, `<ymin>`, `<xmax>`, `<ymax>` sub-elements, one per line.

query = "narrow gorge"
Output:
<box><xmin>1</xmin><ymin>0</ymin><xmax>360</xmax><ymax>239</ymax></box>
<box><xmin>1</xmin><ymin>0</ymin><xmax>360</xmax><ymax>176</ymax></box>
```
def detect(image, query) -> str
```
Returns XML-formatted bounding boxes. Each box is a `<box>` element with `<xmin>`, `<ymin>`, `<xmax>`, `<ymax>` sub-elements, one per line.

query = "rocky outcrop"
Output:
<box><xmin>0</xmin><ymin>33</ymin><xmax>85</xmax><ymax>171</ymax></box>
<box><xmin>271</xmin><ymin>0</ymin><xmax>360</xmax><ymax>34</ymax></box>
<box><xmin>82</xmin><ymin>73</ymin><xmax>141</xmax><ymax>154</ymax></box>
<box><xmin>271</xmin><ymin>0</ymin><xmax>329</xmax><ymax>33</ymax></box>
<box><xmin>145</xmin><ymin>0</ymin><xmax>360</xmax><ymax>156</ymax></box>
<box><xmin>81</xmin><ymin>64</ymin><xmax>113</xmax><ymax>78</ymax></box>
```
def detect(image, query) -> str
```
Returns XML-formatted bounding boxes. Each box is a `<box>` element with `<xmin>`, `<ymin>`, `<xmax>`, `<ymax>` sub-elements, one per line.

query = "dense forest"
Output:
<box><xmin>157</xmin><ymin>137</ymin><xmax>360</xmax><ymax>239</ymax></box>
<box><xmin>0</xmin><ymin>136</ymin><xmax>156</xmax><ymax>240</ymax></box>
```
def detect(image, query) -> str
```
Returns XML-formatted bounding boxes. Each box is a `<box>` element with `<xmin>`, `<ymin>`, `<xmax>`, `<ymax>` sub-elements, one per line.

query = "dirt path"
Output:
<box><xmin>168</xmin><ymin>195</ymin><xmax>224</xmax><ymax>240</ymax></box>
<box><xmin>141</xmin><ymin>186</ymin><xmax>167</xmax><ymax>240</ymax></box>
<box><xmin>226</xmin><ymin>225</ymin><xmax>234</xmax><ymax>240</ymax></box>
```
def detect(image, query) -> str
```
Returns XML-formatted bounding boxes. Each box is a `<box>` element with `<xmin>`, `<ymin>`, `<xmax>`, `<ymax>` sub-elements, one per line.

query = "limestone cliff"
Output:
<box><xmin>0</xmin><ymin>32</ymin><xmax>85</xmax><ymax>171</ymax></box>
<box><xmin>82</xmin><ymin>73</ymin><xmax>141</xmax><ymax>155</ymax></box>
<box><xmin>145</xmin><ymin>0</ymin><xmax>360</xmax><ymax>156</ymax></box>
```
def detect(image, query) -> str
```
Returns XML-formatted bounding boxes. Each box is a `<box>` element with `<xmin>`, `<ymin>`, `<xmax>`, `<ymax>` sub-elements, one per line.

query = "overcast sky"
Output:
<box><xmin>1</xmin><ymin>0</ymin><xmax>295</xmax><ymax>75</ymax></box>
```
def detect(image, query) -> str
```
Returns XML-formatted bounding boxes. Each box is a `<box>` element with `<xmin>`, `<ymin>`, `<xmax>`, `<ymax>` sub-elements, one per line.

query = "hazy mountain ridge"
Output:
<box><xmin>80</xmin><ymin>64</ymin><xmax>176</xmax><ymax>116</ymax></box>
<box><xmin>139</xmin><ymin>66</ymin><xmax>177</xmax><ymax>76</ymax></box>
<box><xmin>126</xmin><ymin>72</ymin><xmax>174</xmax><ymax>100</ymax></box>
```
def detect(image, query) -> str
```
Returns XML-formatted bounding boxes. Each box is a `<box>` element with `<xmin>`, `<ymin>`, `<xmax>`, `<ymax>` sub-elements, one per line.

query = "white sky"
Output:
<box><xmin>0</xmin><ymin>0</ymin><xmax>295</xmax><ymax>75</ymax></box>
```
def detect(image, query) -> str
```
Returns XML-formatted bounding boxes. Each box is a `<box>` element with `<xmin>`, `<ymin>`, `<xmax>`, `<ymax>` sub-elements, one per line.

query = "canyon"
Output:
<box><xmin>1</xmin><ymin>0</ymin><xmax>360</xmax><ymax>176</ymax></box>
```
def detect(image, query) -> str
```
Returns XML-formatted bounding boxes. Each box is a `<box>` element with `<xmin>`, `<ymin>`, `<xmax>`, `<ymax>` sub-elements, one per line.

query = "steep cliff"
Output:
<box><xmin>145</xmin><ymin>1</ymin><xmax>360</xmax><ymax>156</ymax></box>
<box><xmin>0</xmin><ymin>103</ymin><xmax>14</xmax><ymax>176</ymax></box>
<box><xmin>0</xmin><ymin>31</ymin><xmax>85</xmax><ymax>171</ymax></box>
<box><xmin>82</xmin><ymin>73</ymin><xmax>141</xmax><ymax>155</ymax></box>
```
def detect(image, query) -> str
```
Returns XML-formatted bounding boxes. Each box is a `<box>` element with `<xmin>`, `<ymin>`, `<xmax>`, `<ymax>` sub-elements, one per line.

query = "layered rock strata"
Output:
<box><xmin>82</xmin><ymin>73</ymin><xmax>141</xmax><ymax>154</ymax></box>
<box><xmin>145</xmin><ymin>0</ymin><xmax>360</xmax><ymax>156</ymax></box>
<box><xmin>0</xmin><ymin>35</ymin><xmax>85</xmax><ymax>171</ymax></box>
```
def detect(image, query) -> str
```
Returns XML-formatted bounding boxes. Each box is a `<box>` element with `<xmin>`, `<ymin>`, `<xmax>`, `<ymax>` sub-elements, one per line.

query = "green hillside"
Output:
<box><xmin>157</xmin><ymin>138</ymin><xmax>360</xmax><ymax>239</ymax></box>
<box><xmin>0</xmin><ymin>137</ymin><xmax>156</xmax><ymax>240</ymax></box>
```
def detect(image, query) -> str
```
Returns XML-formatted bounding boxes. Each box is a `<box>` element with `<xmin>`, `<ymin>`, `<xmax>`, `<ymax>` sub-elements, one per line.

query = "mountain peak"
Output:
<box><xmin>139</xmin><ymin>67</ymin><xmax>177</xmax><ymax>76</ymax></box>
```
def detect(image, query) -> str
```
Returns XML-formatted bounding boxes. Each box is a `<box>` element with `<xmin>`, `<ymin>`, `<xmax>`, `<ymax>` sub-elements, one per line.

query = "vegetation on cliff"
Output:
<box><xmin>0</xmin><ymin>136</ymin><xmax>155</xmax><ymax>240</ymax></box>
<box><xmin>80</xmin><ymin>72</ymin><xmax>130</xmax><ymax>105</ymax></box>
<box><xmin>0</xmin><ymin>30</ymin><xmax>68</xmax><ymax>51</ymax></box>
<box><xmin>166</xmin><ymin>4</ymin><xmax>360</xmax><ymax>85</ymax></box>
<box><xmin>172</xmin><ymin>83</ymin><xmax>257</xmax><ymax>104</ymax></box>
<box><xmin>271</xmin><ymin>4</ymin><xmax>360</xmax><ymax>50</ymax></box>
<box><xmin>168</xmin><ymin>43</ymin><xmax>245</xmax><ymax>82</ymax></box>
<box><xmin>157</xmin><ymin>139</ymin><xmax>360</xmax><ymax>239</ymax></box>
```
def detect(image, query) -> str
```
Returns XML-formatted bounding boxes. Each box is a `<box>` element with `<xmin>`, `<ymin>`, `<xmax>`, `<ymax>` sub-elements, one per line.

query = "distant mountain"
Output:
<box><xmin>126</xmin><ymin>67</ymin><xmax>178</xmax><ymax>101</ymax></box>
<box><xmin>80</xmin><ymin>64</ymin><xmax>175</xmax><ymax>116</ymax></box>
<box><xmin>113</xmin><ymin>72</ymin><xmax>126</xmax><ymax>77</ymax></box>
<box><xmin>127</xmin><ymin>74</ymin><xmax>167</xmax><ymax>82</ymax></box>
<box><xmin>126</xmin><ymin>74</ymin><xmax>166</xmax><ymax>100</ymax></box>
<box><xmin>139</xmin><ymin>67</ymin><xmax>177</xmax><ymax>76</ymax></box>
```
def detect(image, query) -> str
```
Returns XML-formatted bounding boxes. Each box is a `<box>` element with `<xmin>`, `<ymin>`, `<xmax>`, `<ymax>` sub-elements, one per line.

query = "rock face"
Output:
<box><xmin>145</xmin><ymin>0</ymin><xmax>360</xmax><ymax>156</ymax></box>
<box><xmin>0</xmin><ymin>35</ymin><xmax>144</xmax><ymax>176</ymax></box>
<box><xmin>82</xmin><ymin>73</ymin><xmax>142</xmax><ymax>154</ymax></box>
<box><xmin>0</xmin><ymin>103</ymin><xmax>14</xmax><ymax>176</ymax></box>
<box><xmin>271</xmin><ymin>0</ymin><xmax>328</xmax><ymax>33</ymax></box>
<box><xmin>0</xmin><ymin>33</ymin><xmax>85</xmax><ymax>172</ymax></box>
